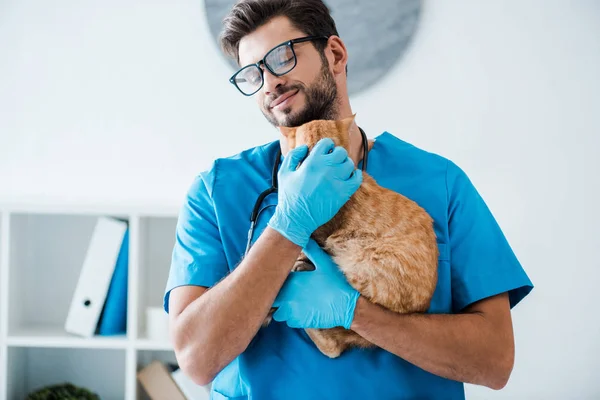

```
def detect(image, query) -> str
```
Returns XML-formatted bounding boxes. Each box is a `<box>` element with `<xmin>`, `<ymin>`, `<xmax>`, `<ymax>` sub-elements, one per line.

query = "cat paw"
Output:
<box><xmin>323</xmin><ymin>349</ymin><xmax>342</xmax><ymax>358</ymax></box>
<box><xmin>305</xmin><ymin>328</ymin><xmax>344</xmax><ymax>359</ymax></box>
<box><xmin>292</xmin><ymin>258</ymin><xmax>315</xmax><ymax>272</ymax></box>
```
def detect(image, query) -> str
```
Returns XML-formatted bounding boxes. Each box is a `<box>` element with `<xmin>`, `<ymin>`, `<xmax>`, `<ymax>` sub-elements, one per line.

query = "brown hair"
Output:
<box><xmin>219</xmin><ymin>0</ymin><xmax>340</xmax><ymax>65</ymax></box>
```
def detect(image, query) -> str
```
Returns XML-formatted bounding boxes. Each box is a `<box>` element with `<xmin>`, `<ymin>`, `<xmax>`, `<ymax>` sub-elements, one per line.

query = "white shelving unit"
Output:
<box><xmin>0</xmin><ymin>201</ymin><xmax>183</xmax><ymax>400</ymax></box>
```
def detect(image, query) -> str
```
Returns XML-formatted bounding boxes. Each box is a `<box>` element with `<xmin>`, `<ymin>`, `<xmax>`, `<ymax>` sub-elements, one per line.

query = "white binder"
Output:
<box><xmin>65</xmin><ymin>217</ymin><xmax>128</xmax><ymax>337</ymax></box>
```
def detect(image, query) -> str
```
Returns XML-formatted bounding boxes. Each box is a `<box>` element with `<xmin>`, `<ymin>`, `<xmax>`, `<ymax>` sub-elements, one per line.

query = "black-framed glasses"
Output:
<box><xmin>229</xmin><ymin>35</ymin><xmax>329</xmax><ymax>96</ymax></box>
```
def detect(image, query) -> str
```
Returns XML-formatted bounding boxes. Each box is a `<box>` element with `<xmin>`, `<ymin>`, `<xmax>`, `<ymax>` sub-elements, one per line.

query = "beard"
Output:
<box><xmin>261</xmin><ymin>60</ymin><xmax>338</xmax><ymax>128</ymax></box>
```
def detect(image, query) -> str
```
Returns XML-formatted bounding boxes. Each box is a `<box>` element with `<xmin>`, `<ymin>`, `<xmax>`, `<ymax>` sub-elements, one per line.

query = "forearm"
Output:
<box><xmin>173</xmin><ymin>227</ymin><xmax>301</xmax><ymax>384</ymax></box>
<box><xmin>350</xmin><ymin>295</ymin><xmax>514</xmax><ymax>390</ymax></box>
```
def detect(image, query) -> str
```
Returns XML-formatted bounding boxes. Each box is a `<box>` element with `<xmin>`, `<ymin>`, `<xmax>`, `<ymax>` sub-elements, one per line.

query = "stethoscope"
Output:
<box><xmin>245</xmin><ymin>127</ymin><xmax>370</xmax><ymax>256</ymax></box>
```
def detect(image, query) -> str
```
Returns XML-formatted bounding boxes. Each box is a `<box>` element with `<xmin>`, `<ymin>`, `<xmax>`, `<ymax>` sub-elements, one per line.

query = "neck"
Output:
<box><xmin>347</xmin><ymin>120</ymin><xmax>364</xmax><ymax>168</ymax></box>
<box><xmin>335</xmin><ymin>91</ymin><xmax>364</xmax><ymax>167</ymax></box>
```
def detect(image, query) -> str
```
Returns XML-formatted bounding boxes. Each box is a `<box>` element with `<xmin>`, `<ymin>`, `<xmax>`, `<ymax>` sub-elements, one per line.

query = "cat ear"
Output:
<box><xmin>279</xmin><ymin>126</ymin><xmax>296</xmax><ymax>138</ymax></box>
<box><xmin>337</xmin><ymin>113</ymin><xmax>356</xmax><ymax>133</ymax></box>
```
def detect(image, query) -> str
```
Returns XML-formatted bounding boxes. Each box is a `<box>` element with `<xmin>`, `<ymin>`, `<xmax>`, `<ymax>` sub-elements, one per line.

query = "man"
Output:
<box><xmin>163</xmin><ymin>0</ymin><xmax>534</xmax><ymax>398</ymax></box>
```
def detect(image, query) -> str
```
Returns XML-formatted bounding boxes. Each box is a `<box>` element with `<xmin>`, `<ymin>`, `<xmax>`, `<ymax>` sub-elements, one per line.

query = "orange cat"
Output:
<box><xmin>275</xmin><ymin>114</ymin><xmax>439</xmax><ymax>358</ymax></box>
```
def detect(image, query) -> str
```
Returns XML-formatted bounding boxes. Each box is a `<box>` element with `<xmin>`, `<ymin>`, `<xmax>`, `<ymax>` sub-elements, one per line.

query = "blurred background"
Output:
<box><xmin>0</xmin><ymin>0</ymin><xmax>598</xmax><ymax>399</ymax></box>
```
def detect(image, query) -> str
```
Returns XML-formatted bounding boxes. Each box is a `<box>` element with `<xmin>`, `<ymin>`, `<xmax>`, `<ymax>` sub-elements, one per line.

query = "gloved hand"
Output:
<box><xmin>272</xmin><ymin>239</ymin><xmax>360</xmax><ymax>329</ymax></box>
<box><xmin>267</xmin><ymin>138</ymin><xmax>363</xmax><ymax>248</ymax></box>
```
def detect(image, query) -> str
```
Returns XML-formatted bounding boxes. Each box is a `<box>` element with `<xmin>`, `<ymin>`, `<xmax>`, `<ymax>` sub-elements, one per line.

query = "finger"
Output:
<box><xmin>310</xmin><ymin>138</ymin><xmax>335</xmax><ymax>156</ymax></box>
<box><xmin>272</xmin><ymin>293</ymin><xmax>286</xmax><ymax>308</ymax></box>
<box><xmin>273</xmin><ymin>304</ymin><xmax>295</xmax><ymax>327</ymax></box>
<box><xmin>274</xmin><ymin>271</ymin><xmax>310</xmax><ymax>305</ymax></box>
<box><xmin>273</xmin><ymin>277</ymin><xmax>294</xmax><ymax>306</ymax></box>
<box><xmin>272</xmin><ymin>305</ymin><xmax>291</xmax><ymax>322</ymax></box>
<box><xmin>274</xmin><ymin>306</ymin><xmax>303</xmax><ymax>328</ymax></box>
<box><xmin>334</xmin><ymin>157</ymin><xmax>356</xmax><ymax>180</ymax></box>
<box><xmin>303</xmin><ymin>239</ymin><xmax>324</xmax><ymax>260</ymax></box>
<box><xmin>282</xmin><ymin>145</ymin><xmax>308</xmax><ymax>171</ymax></box>
<box><xmin>349</xmin><ymin>168</ymin><xmax>363</xmax><ymax>187</ymax></box>
<box><xmin>302</xmin><ymin>240</ymin><xmax>336</xmax><ymax>273</ymax></box>
<box><xmin>326</xmin><ymin>146</ymin><xmax>349</xmax><ymax>164</ymax></box>
<box><xmin>286</xmin><ymin>319</ymin><xmax>304</xmax><ymax>329</ymax></box>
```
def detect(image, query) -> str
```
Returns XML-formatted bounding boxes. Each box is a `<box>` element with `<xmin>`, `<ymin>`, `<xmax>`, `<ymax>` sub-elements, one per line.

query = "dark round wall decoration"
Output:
<box><xmin>204</xmin><ymin>0</ymin><xmax>422</xmax><ymax>95</ymax></box>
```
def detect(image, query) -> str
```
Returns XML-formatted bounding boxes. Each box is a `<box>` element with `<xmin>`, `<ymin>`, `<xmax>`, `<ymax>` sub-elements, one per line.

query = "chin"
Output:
<box><xmin>267</xmin><ymin>111</ymin><xmax>292</xmax><ymax>128</ymax></box>
<box><xmin>280</xmin><ymin>106</ymin><xmax>309</xmax><ymax>127</ymax></box>
<box><xmin>263</xmin><ymin>100</ymin><xmax>308</xmax><ymax>128</ymax></box>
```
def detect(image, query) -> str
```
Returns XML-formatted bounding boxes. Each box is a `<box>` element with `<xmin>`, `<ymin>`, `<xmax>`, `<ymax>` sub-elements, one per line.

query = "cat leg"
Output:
<box><xmin>305</xmin><ymin>328</ymin><xmax>346</xmax><ymax>358</ymax></box>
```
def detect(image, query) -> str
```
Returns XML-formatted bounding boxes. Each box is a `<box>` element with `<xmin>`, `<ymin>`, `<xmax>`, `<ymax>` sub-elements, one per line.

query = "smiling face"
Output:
<box><xmin>238</xmin><ymin>16</ymin><xmax>339</xmax><ymax>128</ymax></box>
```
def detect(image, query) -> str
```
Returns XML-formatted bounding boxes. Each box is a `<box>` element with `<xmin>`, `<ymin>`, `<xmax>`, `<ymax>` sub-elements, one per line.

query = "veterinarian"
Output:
<box><xmin>163</xmin><ymin>0</ymin><xmax>534</xmax><ymax>398</ymax></box>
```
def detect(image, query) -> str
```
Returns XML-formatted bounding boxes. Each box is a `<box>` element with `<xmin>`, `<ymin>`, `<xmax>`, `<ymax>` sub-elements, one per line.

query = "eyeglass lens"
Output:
<box><xmin>233</xmin><ymin>44</ymin><xmax>296</xmax><ymax>95</ymax></box>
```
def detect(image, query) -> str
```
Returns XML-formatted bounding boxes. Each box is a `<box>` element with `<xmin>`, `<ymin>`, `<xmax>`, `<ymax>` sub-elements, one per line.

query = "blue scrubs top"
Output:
<box><xmin>164</xmin><ymin>131</ymin><xmax>533</xmax><ymax>400</ymax></box>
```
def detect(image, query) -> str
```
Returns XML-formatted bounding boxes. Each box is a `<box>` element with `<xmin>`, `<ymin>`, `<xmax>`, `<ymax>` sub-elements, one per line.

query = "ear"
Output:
<box><xmin>279</xmin><ymin>126</ymin><xmax>296</xmax><ymax>138</ymax></box>
<box><xmin>337</xmin><ymin>113</ymin><xmax>356</xmax><ymax>133</ymax></box>
<box><xmin>326</xmin><ymin>36</ymin><xmax>348</xmax><ymax>76</ymax></box>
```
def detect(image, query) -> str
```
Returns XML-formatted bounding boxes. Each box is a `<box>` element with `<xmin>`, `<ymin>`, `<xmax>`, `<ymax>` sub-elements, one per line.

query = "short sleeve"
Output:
<box><xmin>446</xmin><ymin>160</ymin><xmax>533</xmax><ymax>312</ymax></box>
<box><xmin>163</xmin><ymin>171</ymin><xmax>229</xmax><ymax>313</ymax></box>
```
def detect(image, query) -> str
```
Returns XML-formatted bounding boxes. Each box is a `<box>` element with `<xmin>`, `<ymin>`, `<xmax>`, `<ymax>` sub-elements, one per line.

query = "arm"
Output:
<box><xmin>169</xmin><ymin>227</ymin><xmax>301</xmax><ymax>386</ymax></box>
<box><xmin>273</xmin><ymin>240</ymin><xmax>527</xmax><ymax>390</ymax></box>
<box><xmin>350</xmin><ymin>293</ymin><xmax>515</xmax><ymax>390</ymax></box>
<box><xmin>273</xmin><ymin>160</ymin><xmax>532</xmax><ymax>389</ymax></box>
<box><xmin>167</xmin><ymin>139</ymin><xmax>362</xmax><ymax>386</ymax></box>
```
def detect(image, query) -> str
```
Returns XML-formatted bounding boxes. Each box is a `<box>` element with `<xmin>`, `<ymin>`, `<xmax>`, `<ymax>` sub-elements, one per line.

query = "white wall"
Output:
<box><xmin>1</xmin><ymin>0</ymin><xmax>599</xmax><ymax>398</ymax></box>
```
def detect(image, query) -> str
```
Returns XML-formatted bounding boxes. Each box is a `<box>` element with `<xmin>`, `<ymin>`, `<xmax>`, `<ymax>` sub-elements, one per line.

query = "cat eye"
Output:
<box><xmin>229</xmin><ymin>35</ymin><xmax>330</xmax><ymax>96</ymax></box>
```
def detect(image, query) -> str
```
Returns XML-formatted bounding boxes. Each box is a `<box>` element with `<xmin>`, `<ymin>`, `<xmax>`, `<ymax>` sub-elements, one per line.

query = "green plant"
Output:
<box><xmin>26</xmin><ymin>383</ymin><xmax>100</xmax><ymax>400</ymax></box>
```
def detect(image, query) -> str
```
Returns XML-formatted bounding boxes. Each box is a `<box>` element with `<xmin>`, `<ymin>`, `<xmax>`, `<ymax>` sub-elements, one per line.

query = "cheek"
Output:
<box><xmin>287</xmin><ymin>66</ymin><xmax>316</xmax><ymax>90</ymax></box>
<box><xmin>256</xmin><ymin>93</ymin><xmax>268</xmax><ymax>109</ymax></box>
<box><xmin>300</xmin><ymin>60</ymin><xmax>322</xmax><ymax>87</ymax></box>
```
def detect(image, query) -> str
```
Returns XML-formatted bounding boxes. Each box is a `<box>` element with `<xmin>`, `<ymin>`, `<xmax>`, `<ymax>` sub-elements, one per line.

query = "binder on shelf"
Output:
<box><xmin>97</xmin><ymin>228</ymin><xmax>129</xmax><ymax>336</ymax></box>
<box><xmin>65</xmin><ymin>217</ymin><xmax>128</xmax><ymax>338</ymax></box>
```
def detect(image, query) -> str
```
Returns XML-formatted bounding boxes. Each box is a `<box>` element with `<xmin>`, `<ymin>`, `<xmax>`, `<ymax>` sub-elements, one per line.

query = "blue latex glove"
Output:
<box><xmin>272</xmin><ymin>239</ymin><xmax>360</xmax><ymax>329</ymax></box>
<box><xmin>267</xmin><ymin>138</ymin><xmax>363</xmax><ymax>248</ymax></box>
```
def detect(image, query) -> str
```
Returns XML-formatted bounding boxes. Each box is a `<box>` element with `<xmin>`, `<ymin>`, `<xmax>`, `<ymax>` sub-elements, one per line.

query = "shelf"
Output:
<box><xmin>135</xmin><ymin>338</ymin><xmax>174</xmax><ymax>351</ymax></box>
<box><xmin>8</xmin><ymin>213</ymin><xmax>124</xmax><ymax>335</ymax></box>
<box><xmin>136</xmin><ymin>216</ymin><xmax>178</xmax><ymax>341</ymax></box>
<box><xmin>0</xmin><ymin>207</ymin><xmax>191</xmax><ymax>400</ymax></box>
<box><xmin>7</xmin><ymin>347</ymin><xmax>126</xmax><ymax>400</ymax></box>
<box><xmin>0</xmin><ymin>197</ymin><xmax>178</xmax><ymax>218</ymax></box>
<box><xmin>7</xmin><ymin>326</ymin><xmax>128</xmax><ymax>349</ymax></box>
<box><xmin>0</xmin><ymin>212</ymin><xmax>7</xmax><ymax>400</ymax></box>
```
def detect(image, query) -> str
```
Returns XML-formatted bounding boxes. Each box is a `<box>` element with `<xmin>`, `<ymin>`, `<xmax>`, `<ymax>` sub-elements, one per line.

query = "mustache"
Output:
<box><xmin>265</xmin><ymin>84</ymin><xmax>304</xmax><ymax>108</ymax></box>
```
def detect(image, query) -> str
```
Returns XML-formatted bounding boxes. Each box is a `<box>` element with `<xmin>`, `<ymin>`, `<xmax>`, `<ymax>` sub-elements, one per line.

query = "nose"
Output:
<box><xmin>262</xmin><ymin>68</ymin><xmax>286</xmax><ymax>96</ymax></box>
